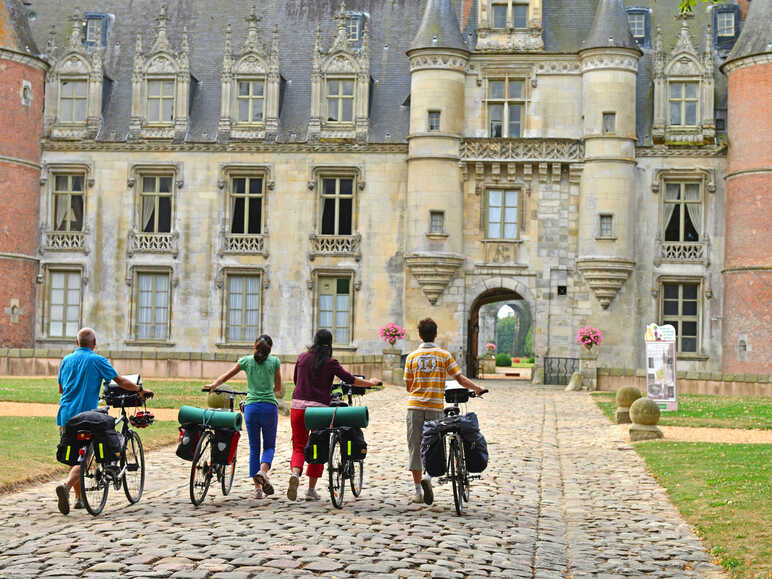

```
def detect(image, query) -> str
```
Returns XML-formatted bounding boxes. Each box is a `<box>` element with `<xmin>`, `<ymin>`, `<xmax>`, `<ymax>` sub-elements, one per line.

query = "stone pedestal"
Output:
<box><xmin>531</xmin><ymin>366</ymin><xmax>544</xmax><ymax>384</ymax></box>
<box><xmin>382</xmin><ymin>347</ymin><xmax>402</xmax><ymax>385</ymax></box>
<box><xmin>615</xmin><ymin>386</ymin><xmax>642</xmax><ymax>424</ymax></box>
<box><xmin>565</xmin><ymin>371</ymin><xmax>583</xmax><ymax>391</ymax></box>
<box><xmin>629</xmin><ymin>397</ymin><xmax>664</xmax><ymax>441</ymax></box>
<box><xmin>479</xmin><ymin>358</ymin><xmax>496</xmax><ymax>377</ymax></box>
<box><xmin>579</xmin><ymin>347</ymin><xmax>599</xmax><ymax>391</ymax></box>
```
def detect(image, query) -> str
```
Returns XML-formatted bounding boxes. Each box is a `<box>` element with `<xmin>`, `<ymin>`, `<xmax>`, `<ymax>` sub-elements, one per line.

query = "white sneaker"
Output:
<box><xmin>411</xmin><ymin>491</ymin><xmax>424</xmax><ymax>504</ymax></box>
<box><xmin>305</xmin><ymin>488</ymin><xmax>322</xmax><ymax>501</ymax></box>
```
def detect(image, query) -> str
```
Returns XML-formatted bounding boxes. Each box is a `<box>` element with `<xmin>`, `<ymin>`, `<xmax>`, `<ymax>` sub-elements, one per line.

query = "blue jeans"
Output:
<box><xmin>243</xmin><ymin>402</ymin><xmax>278</xmax><ymax>478</ymax></box>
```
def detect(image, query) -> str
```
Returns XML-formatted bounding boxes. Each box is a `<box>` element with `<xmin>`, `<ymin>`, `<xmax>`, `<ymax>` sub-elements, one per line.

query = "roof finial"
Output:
<box><xmin>243</xmin><ymin>5</ymin><xmax>262</xmax><ymax>53</ymax></box>
<box><xmin>47</xmin><ymin>24</ymin><xmax>57</xmax><ymax>56</ymax></box>
<box><xmin>151</xmin><ymin>4</ymin><xmax>170</xmax><ymax>53</ymax></box>
<box><xmin>68</xmin><ymin>10</ymin><xmax>82</xmax><ymax>49</ymax></box>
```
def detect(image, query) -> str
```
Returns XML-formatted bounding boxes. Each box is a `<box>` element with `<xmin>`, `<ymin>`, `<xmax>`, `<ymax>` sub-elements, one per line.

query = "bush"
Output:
<box><xmin>495</xmin><ymin>353</ymin><xmax>512</xmax><ymax>367</ymax></box>
<box><xmin>513</xmin><ymin>357</ymin><xmax>521</xmax><ymax>363</ymax></box>
<box><xmin>528</xmin><ymin>356</ymin><xmax>535</xmax><ymax>364</ymax></box>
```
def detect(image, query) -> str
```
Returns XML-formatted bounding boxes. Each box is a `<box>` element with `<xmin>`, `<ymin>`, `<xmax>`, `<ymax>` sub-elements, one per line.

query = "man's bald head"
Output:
<box><xmin>77</xmin><ymin>327</ymin><xmax>96</xmax><ymax>349</ymax></box>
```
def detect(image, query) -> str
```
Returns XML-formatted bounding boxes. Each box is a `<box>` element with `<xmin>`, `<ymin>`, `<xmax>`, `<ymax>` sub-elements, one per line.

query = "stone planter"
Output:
<box><xmin>579</xmin><ymin>347</ymin><xmax>599</xmax><ymax>391</ymax></box>
<box><xmin>479</xmin><ymin>358</ymin><xmax>496</xmax><ymax>377</ymax></box>
<box><xmin>382</xmin><ymin>347</ymin><xmax>402</xmax><ymax>384</ymax></box>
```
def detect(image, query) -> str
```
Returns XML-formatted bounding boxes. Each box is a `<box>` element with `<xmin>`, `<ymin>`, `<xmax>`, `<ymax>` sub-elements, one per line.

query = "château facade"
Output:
<box><xmin>1</xmin><ymin>0</ymin><xmax>770</xmax><ymax>376</ymax></box>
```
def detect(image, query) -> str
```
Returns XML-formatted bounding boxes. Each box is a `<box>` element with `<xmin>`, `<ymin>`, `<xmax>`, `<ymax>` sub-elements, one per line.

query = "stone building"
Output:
<box><xmin>1</xmin><ymin>0</ymin><xmax>770</xmax><ymax>376</ymax></box>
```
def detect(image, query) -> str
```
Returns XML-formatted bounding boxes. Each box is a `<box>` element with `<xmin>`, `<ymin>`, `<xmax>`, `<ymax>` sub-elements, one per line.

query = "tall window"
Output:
<box><xmin>226</xmin><ymin>274</ymin><xmax>261</xmax><ymax>343</ymax></box>
<box><xmin>428</xmin><ymin>111</ymin><xmax>441</xmax><ymax>132</ymax></box>
<box><xmin>430</xmin><ymin>211</ymin><xmax>445</xmax><ymax>234</ymax></box>
<box><xmin>320</xmin><ymin>177</ymin><xmax>354</xmax><ymax>235</ymax></box>
<box><xmin>147</xmin><ymin>79</ymin><xmax>175</xmax><ymax>123</ymax></box>
<box><xmin>48</xmin><ymin>270</ymin><xmax>81</xmax><ymax>338</ymax></box>
<box><xmin>488</xmin><ymin>78</ymin><xmax>524</xmax><ymax>138</ymax></box>
<box><xmin>627</xmin><ymin>12</ymin><xmax>645</xmax><ymax>40</ymax></box>
<box><xmin>136</xmin><ymin>272</ymin><xmax>170</xmax><ymax>341</ymax></box>
<box><xmin>318</xmin><ymin>276</ymin><xmax>352</xmax><ymax>345</ymax></box>
<box><xmin>664</xmin><ymin>182</ymin><xmax>701</xmax><ymax>242</ymax></box>
<box><xmin>491</xmin><ymin>1</ymin><xmax>507</xmax><ymax>28</ymax></box>
<box><xmin>59</xmin><ymin>79</ymin><xmax>88</xmax><ymax>123</ymax></box>
<box><xmin>237</xmin><ymin>80</ymin><xmax>264</xmax><ymax>123</ymax></box>
<box><xmin>327</xmin><ymin>79</ymin><xmax>355</xmax><ymax>123</ymax></box>
<box><xmin>716</xmin><ymin>11</ymin><xmax>735</xmax><ymax>37</ymax></box>
<box><xmin>599</xmin><ymin>214</ymin><xmax>613</xmax><ymax>238</ymax></box>
<box><xmin>230</xmin><ymin>177</ymin><xmax>263</xmax><ymax>234</ymax></box>
<box><xmin>513</xmin><ymin>3</ymin><xmax>528</xmax><ymax>28</ymax></box>
<box><xmin>662</xmin><ymin>282</ymin><xmax>699</xmax><ymax>353</ymax></box>
<box><xmin>85</xmin><ymin>18</ymin><xmax>102</xmax><ymax>46</ymax></box>
<box><xmin>346</xmin><ymin>15</ymin><xmax>361</xmax><ymax>43</ymax></box>
<box><xmin>487</xmin><ymin>190</ymin><xmax>518</xmax><ymax>239</ymax></box>
<box><xmin>140</xmin><ymin>175</ymin><xmax>173</xmax><ymax>233</ymax></box>
<box><xmin>669</xmin><ymin>82</ymin><xmax>698</xmax><ymax>126</ymax></box>
<box><xmin>53</xmin><ymin>174</ymin><xmax>85</xmax><ymax>232</ymax></box>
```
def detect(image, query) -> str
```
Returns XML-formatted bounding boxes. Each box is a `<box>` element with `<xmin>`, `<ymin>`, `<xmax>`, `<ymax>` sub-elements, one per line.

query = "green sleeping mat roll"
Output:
<box><xmin>304</xmin><ymin>406</ymin><xmax>369</xmax><ymax>429</ymax></box>
<box><xmin>178</xmin><ymin>406</ymin><xmax>243</xmax><ymax>430</ymax></box>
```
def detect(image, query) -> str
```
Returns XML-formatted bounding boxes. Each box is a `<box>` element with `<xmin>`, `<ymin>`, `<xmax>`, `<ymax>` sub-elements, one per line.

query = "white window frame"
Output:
<box><xmin>315</xmin><ymin>273</ymin><xmax>354</xmax><ymax>346</ymax></box>
<box><xmin>428</xmin><ymin>110</ymin><xmax>441</xmax><ymax>132</ymax></box>
<box><xmin>716</xmin><ymin>11</ymin><xmax>735</xmax><ymax>37</ymax></box>
<box><xmin>236</xmin><ymin>78</ymin><xmax>265</xmax><ymax>125</ymax></box>
<box><xmin>659</xmin><ymin>278</ymin><xmax>702</xmax><ymax>355</ymax></box>
<box><xmin>228</xmin><ymin>175</ymin><xmax>264</xmax><ymax>235</ymax></box>
<box><xmin>223</xmin><ymin>270</ymin><xmax>262</xmax><ymax>344</ymax></box>
<box><xmin>487</xmin><ymin>77</ymin><xmax>525</xmax><ymax>138</ymax></box>
<box><xmin>429</xmin><ymin>210</ymin><xmax>445</xmax><ymax>235</ymax></box>
<box><xmin>490</xmin><ymin>0</ymin><xmax>530</xmax><ymax>29</ymax></box>
<box><xmin>46</xmin><ymin>268</ymin><xmax>82</xmax><ymax>339</ymax></box>
<box><xmin>598</xmin><ymin>214</ymin><xmax>614</xmax><ymax>239</ymax></box>
<box><xmin>318</xmin><ymin>175</ymin><xmax>356</xmax><ymax>236</ymax></box>
<box><xmin>663</xmin><ymin>181</ymin><xmax>702</xmax><ymax>243</ymax></box>
<box><xmin>627</xmin><ymin>12</ymin><xmax>646</xmax><ymax>40</ymax></box>
<box><xmin>138</xmin><ymin>174</ymin><xmax>174</xmax><ymax>234</ymax></box>
<box><xmin>58</xmin><ymin>78</ymin><xmax>88</xmax><ymax>124</ymax></box>
<box><xmin>326</xmin><ymin>78</ymin><xmax>356</xmax><ymax>125</ymax></box>
<box><xmin>485</xmin><ymin>189</ymin><xmax>520</xmax><ymax>240</ymax></box>
<box><xmin>146</xmin><ymin>78</ymin><xmax>176</xmax><ymax>125</ymax></box>
<box><xmin>52</xmin><ymin>173</ymin><xmax>86</xmax><ymax>232</ymax></box>
<box><xmin>132</xmin><ymin>269</ymin><xmax>172</xmax><ymax>343</ymax></box>
<box><xmin>668</xmin><ymin>80</ymin><xmax>700</xmax><ymax>127</ymax></box>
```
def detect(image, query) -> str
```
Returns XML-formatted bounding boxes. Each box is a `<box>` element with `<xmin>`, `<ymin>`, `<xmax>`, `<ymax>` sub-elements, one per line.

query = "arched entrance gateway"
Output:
<box><xmin>466</xmin><ymin>283</ymin><xmax>534</xmax><ymax>378</ymax></box>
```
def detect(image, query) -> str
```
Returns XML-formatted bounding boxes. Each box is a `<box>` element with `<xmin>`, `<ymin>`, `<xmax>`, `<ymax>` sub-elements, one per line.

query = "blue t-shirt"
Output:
<box><xmin>57</xmin><ymin>348</ymin><xmax>118</xmax><ymax>426</ymax></box>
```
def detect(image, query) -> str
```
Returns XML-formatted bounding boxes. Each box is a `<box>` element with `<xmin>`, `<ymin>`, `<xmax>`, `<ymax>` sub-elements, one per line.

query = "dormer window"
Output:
<box><xmin>85</xmin><ymin>18</ymin><xmax>101</xmax><ymax>45</ymax></box>
<box><xmin>626</xmin><ymin>8</ymin><xmax>650</xmax><ymax>48</ymax></box>
<box><xmin>716</xmin><ymin>10</ymin><xmax>735</xmax><ymax>37</ymax></box>
<box><xmin>346</xmin><ymin>13</ymin><xmax>365</xmax><ymax>46</ymax></box>
<box><xmin>669</xmin><ymin>81</ymin><xmax>698</xmax><ymax>127</ymax></box>
<box><xmin>490</xmin><ymin>1</ymin><xmax>529</xmax><ymax>29</ymax></box>
<box><xmin>237</xmin><ymin>80</ymin><xmax>265</xmax><ymax>123</ymax></box>
<box><xmin>147</xmin><ymin>79</ymin><xmax>175</xmax><ymax>124</ymax></box>
<box><xmin>327</xmin><ymin>79</ymin><xmax>355</xmax><ymax>123</ymax></box>
<box><xmin>713</xmin><ymin>4</ymin><xmax>740</xmax><ymax>51</ymax></box>
<box><xmin>59</xmin><ymin>79</ymin><xmax>88</xmax><ymax>123</ymax></box>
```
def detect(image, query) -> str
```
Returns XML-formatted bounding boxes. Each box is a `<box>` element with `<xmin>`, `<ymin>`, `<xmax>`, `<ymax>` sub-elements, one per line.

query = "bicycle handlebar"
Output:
<box><xmin>201</xmin><ymin>387</ymin><xmax>248</xmax><ymax>396</ymax></box>
<box><xmin>100</xmin><ymin>391</ymin><xmax>154</xmax><ymax>400</ymax></box>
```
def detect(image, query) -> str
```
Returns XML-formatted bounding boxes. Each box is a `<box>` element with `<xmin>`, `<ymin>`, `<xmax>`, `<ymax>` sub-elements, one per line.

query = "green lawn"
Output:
<box><xmin>0</xmin><ymin>377</ymin><xmax>296</xmax><ymax>409</ymax></box>
<box><xmin>636</xmin><ymin>442</ymin><xmax>772</xmax><ymax>578</ymax></box>
<box><xmin>591</xmin><ymin>392</ymin><xmax>772</xmax><ymax>429</ymax></box>
<box><xmin>0</xmin><ymin>417</ymin><xmax>180</xmax><ymax>491</ymax></box>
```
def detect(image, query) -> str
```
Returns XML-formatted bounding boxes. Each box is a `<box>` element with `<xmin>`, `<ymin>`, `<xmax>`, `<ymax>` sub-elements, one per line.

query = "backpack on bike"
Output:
<box><xmin>57</xmin><ymin>410</ymin><xmax>120</xmax><ymax>465</ymax></box>
<box><xmin>212</xmin><ymin>427</ymin><xmax>240</xmax><ymax>465</ymax></box>
<box><xmin>93</xmin><ymin>429</ymin><xmax>124</xmax><ymax>463</ymax></box>
<box><xmin>304</xmin><ymin>429</ymin><xmax>329</xmax><ymax>464</ymax></box>
<box><xmin>340</xmin><ymin>426</ymin><xmax>367</xmax><ymax>461</ymax></box>
<box><xmin>176</xmin><ymin>423</ymin><xmax>204</xmax><ymax>461</ymax></box>
<box><xmin>420</xmin><ymin>420</ymin><xmax>446</xmax><ymax>477</ymax></box>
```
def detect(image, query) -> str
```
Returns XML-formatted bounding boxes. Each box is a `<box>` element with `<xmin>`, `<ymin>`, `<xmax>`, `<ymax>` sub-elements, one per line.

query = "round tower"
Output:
<box><xmin>576</xmin><ymin>0</ymin><xmax>641</xmax><ymax>319</ymax></box>
<box><xmin>0</xmin><ymin>0</ymin><xmax>48</xmax><ymax>347</ymax></box>
<box><xmin>403</xmin><ymin>0</ymin><xmax>469</xmax><ymax>340</ymax></box>
<box><xmin>719</xmin><ymin>0</ymin><xmax>772</xmax><ymax>373</ymax></box>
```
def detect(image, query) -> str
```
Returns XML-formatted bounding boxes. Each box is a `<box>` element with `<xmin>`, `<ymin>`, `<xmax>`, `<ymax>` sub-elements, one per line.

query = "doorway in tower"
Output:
<box><xmin>466</xmin><ymin>288</ymin><xmax>532</xmax><ymax>379</ymax></box>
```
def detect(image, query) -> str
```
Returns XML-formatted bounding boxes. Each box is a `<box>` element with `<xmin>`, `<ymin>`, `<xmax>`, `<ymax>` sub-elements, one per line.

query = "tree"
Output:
<box><xmin>496</xmin><ymin>316</ymin><xmax>516</xmax><ymax>357</ymax></box>
<box><xmin>678</xmin><ymin>0</ymin><xmax>718</xmax><ymax>14</ymax></box>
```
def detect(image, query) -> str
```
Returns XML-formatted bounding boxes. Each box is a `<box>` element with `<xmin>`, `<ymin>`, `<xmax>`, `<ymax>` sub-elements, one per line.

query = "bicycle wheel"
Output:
<box><xmin>349</xmin><ymin>460</ymin><xmax>364</xmax><ymax>497</ymax></box>
<box><xmin>190</xmin><ymin>431</ymin><xmax>214</xmax><ymax>506</ymax></box>
<box><xmin>80</xmin><ymin>442</ymin><xmax>109</xmax><ymax>516</ymax></box>
<box><xmin>122</xmin><ymin>430</ymin><xmax>145</xmax><ymax>504</ymax></box>
<box><xmin>221</xmin><ymin>458</ymin><xmax>236</xmax><ymax>496</ymax></box>
<box><xmin>459</xmin><ymin>442</ymin><xmax>470</xmax><ymax>502</ymax></box>
<box><xmin>449</xmin><ymin>437</ymin><xmax>464</xmax><ymax>516</ymax></box>
<box><xmin>328</xmin><ymin>433</ymin><xmax>345</xmax><ymax>509</ymax></box>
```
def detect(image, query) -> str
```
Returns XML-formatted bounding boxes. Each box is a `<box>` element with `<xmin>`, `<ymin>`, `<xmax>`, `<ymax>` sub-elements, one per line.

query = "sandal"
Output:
<box><xmin>255</xmin><ymin>473</ymin><xmax>274</xmax><ymax>496</ymax></box>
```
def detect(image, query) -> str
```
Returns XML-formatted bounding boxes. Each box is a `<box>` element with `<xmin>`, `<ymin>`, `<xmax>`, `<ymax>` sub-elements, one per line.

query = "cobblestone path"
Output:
<box><xmin>0</xmin><ymin>382</ymin><xmax>724</xmax><ymax>578</ymax></box>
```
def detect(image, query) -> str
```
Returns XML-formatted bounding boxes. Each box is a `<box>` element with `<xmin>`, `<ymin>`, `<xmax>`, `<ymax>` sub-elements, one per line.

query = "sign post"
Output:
<box><xmin>644</xmin><ymin>324</ymin><xmax>678</xmax><ymax>411</ymax></box>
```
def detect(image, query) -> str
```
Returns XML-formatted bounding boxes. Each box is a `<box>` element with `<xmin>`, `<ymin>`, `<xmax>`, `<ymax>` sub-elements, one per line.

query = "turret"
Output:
<box><xmin>719</xmin><ymin>0</ymin><xmax>772</xmax><ymax>373</ymax></box>
<box><xmin>576</xmin><ymin>0</ymin><xmax>641</xmax><ymax>312</ymax></box>
<box><xmin>0</xmin><ymin>0</ymin><xmax>48</xmax><ymax>347</ymax></box>
<box><xmin>403</xmin><ymin>0</ymin><xmax>469</xmax><ymax>345</ymax></box>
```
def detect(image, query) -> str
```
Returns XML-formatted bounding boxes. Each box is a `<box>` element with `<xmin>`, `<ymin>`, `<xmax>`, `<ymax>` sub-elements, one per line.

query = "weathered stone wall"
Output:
<box><xmin>597</xmin><ymin>367</ymin><xmax>772</xmax><ymax>397</ymax></box>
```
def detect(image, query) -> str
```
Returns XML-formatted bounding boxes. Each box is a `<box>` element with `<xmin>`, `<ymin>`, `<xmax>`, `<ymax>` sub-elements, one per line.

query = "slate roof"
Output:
<box><xmin>583</xmin><ymin>0</ymin><xmax>639</xmax><ymax>52</ymax></box>
<box><xmin>0</xmin><ymin>0</ymin><xmax>40</xmax><ymax>54</ymax></box>
<box><xmin>410</xmin><ymin>0</ymin><xmax>469</xmax><ymax>52</ymax></box>
<box><xmin>23</xmin><ymin>0</ymin><xmax>740</xmax><ymax>145</ymax></box>
<box><xmin>722</xmin><ymin>0</ymin><xmax>771</xmax><ymax>68</ymax></box>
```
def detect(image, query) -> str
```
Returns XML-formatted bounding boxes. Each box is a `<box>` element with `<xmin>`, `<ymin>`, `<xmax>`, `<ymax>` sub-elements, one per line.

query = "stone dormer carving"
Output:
<box><xmin>219</xmin><ymin>7</ymin><xmax>280</xmax><ymax>142</ymax></box>
<box><xmin>653</xmin><ymin>17</ymin><xmax>715</xmax><ymax>145</ymax></box>
<box><xmin>308</xmin><ymin>2</ymin><xmax>370</xmax><ymax>143</ymax></box>
<box><xmin>129</xmin><ymin>5</ymin><xmax>191</xmax><ymax>141</ymax></box>
<box><xmin>44</xmin><ymin>14</ymin><xmax>105</xmax><ymax>140</ymax></box>
<box><xmin>476</xmin><ymin>0</ymin><xmax>544</xmax><ymax>53</ymax></box>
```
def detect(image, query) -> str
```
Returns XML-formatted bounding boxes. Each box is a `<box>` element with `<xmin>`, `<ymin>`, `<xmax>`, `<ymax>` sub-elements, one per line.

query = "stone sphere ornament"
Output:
<box><xmin>629</xmin><ymin>397</ymin><xmax>664</xmax><ymax>441</ymax></box>
<box><xmin>614</xmin><ymin>386</ymin><xmax>642</xmax><ymax>424</ymax></box>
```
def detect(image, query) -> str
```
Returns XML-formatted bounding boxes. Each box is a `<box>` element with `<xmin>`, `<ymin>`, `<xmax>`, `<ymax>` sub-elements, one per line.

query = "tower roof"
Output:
<box><xmin>409</xmin><ymin>0</ymin><xmax>468</xmax><ymax>53</ymax></box>
<box><xmin>582</xmin><ymin>0</ymin><xmax>640</xmax><ymax>53</ymax></box>
<box><xmin>0</xmin><ymin>0</ymin><xmax>39</xmax><ymax>54</ymax></box>
<box><xmin>722</xmin><ymin>0</ymin><xmax>772</xmax><ymax>69</ymax></box>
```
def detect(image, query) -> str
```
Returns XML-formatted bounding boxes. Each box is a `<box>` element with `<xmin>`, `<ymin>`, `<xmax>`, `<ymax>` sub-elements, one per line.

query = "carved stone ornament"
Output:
<box><xmin>404</xmin><ymin>253</ymin><xmax>464</xmax><ymax>305</ymax></box>
<box><xmin>576</xmin><ymin>257</ymin><xmax>635</xmax><ymax>309</ymax></box>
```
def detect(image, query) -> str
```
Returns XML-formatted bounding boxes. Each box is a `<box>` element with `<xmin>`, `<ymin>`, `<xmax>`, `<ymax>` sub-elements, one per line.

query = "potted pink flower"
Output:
<box><xmin>484</xmin><ymin>342</ymin><xmax>496</xmax><ymax>359</ymax></box>
<box><xmin>379</xmin><ymin>323</ymin><xmax>407</xmax><ymax>347</ymax></box>
<box><xmin>576</xmin><ymin>326</ymin><xmax>602</xmax><ymax>358</ymax></box>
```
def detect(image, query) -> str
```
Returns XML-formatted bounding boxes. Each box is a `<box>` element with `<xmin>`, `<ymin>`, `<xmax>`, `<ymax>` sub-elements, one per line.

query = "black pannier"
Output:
<box><xmin>56</xmin><ymin>432</ymin><xmax>88</xmax><ymax>466</ymax></box>
<box><xmin>304</xmin><ymin>429</ymin><xmax>330</xmax><ymax>464</ymax></box>
<box><xmin>57</xmin><ymin>411</ymin><xmax>121</xmax><ymax>465</ymax></box>
<box><xmin>212</xmin><ymin>427</ymin><xmax>240</xmax><ymax>465</ymax></box>
<box><xmin>94</xmin><ymin>429</ymin><xmax>124</xmax><ymax>463</ymax></box>
<box><xmin>420</xmin><ymin>421</ymin><xmax>446</xmax><ymax>477</ymax></box>
<box><xmin>463</xmin><ymin>430</ymin><xmax>488</xmax><ymax>473</ymax></box>
<box><xmin>176</xmin><ymin>423</ymin><xmax>204</xmax><ymax>461</ymax></box>
<box><xmin>340</xmin><ymin>426</ymin><xmax>367</xmax><ymax>461</ymax></box>
<box><xmin>103</xmin><ymin>383</ymin><xmax>143</xmax><ymax>408</ymax></box>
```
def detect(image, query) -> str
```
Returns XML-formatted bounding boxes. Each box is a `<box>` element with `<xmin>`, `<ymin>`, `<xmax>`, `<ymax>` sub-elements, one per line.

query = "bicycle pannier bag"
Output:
<box><xmin>176</xmin><ymin>423</ymin><xmax>204</xmax><ymax>461</ymax></box>
<box><xmin>212</xmin><ymin>427</ymin><xmax>240</xmax><ymax>465</ymax></box>
<box><xmin>94</xmin><ymin>429</ymin><xmax>124</xmax><ymax>463</ymax></box>
<box><xmin>103</xmin><ymin>383</ymin><xmax>143</xmax><ymax>407</ymax></box>
<box><xmin>463</xmin><ymin>430</ymin><xmax>489</xmax><ymax>473</ymax></box>
<box><xmin>304</xmin><ymin>429</ymin><xmax>329</xmax><ymax>464</ymax></box>
<box><xmin>340</xmin><ymin>426</ymin><xmax>367</xmax><ymax>460</ymax></box>
<box><xmin>58</xmin><ymin>411</ymin><xmax>118</xmax><ymax>465</ymax></box>
<box><xmin>420</xmin><ymin>420</ymin><xmax>446</xmax><ymax>477</ymax></box>
<box><xmin>56</xmin><ymin>431</ymin><xmax>88</xmax><ymax>466</ymax></box>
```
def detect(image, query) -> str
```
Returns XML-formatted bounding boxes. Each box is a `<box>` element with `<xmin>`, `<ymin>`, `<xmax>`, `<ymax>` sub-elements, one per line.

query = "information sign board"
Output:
<box><xmin>644</xmin><ymin>323</ymin><xmax>678</xmax><ymax>411</ymax></box>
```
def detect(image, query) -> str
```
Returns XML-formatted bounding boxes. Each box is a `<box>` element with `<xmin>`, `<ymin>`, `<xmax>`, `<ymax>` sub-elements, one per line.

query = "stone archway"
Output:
<box><xmin>466</xmin><ymin>287</ymin><xmax>525</xmax><ymax>378</ymax></box>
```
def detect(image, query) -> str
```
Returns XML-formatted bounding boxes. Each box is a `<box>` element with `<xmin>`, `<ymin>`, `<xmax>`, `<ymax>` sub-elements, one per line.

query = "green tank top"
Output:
<box><xmin>238</xmin><ymin>355</ymin><xmax>280</xmax><ymax>406</ymax></box>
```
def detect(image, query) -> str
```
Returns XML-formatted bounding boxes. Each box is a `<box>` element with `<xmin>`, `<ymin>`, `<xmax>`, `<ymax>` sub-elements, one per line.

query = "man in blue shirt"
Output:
<box><xmin>56</xmin><ymin>327</ymin><xmax>150</xmax><ymax>514</ymax></box>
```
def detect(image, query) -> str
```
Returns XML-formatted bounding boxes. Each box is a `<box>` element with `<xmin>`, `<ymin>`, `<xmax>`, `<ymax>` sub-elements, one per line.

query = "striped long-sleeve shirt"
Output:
<box><xmin>404</xmin><ymin>343</ymin><xmax>461</xmax><ymax>411</ymax></box>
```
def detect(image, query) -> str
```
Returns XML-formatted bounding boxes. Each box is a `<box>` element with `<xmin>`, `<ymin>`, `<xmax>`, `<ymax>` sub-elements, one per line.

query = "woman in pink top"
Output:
<box><xmin>288</xmin><ymin>329</ymin><xmax>380</xmax><ymax>501</ymax></box>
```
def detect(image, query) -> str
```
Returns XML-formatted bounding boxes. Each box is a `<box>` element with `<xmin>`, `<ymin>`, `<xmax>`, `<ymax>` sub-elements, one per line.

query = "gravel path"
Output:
<box><xmin>0</xmin><ymin>382</ymin><xmax>725</xmax><ymax>578</ymax></box>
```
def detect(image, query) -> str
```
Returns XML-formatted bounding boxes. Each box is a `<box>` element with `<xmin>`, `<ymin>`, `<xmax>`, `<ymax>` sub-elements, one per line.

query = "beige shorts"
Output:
<box><xmin>406</xmin><ymin>408</ymin><xmax>443</xmax><ymax>471</ymax></box>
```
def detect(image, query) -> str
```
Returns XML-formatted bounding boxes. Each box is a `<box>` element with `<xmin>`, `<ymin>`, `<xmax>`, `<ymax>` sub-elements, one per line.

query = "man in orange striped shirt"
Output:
<box><xmin>403</xmin><ymin>318</ymin><xmax>485</xmax><ymax>504</ymax></box>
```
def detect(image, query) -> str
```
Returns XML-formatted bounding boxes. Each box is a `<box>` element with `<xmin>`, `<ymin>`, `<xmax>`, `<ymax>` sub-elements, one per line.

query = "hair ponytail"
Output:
<box><xmin>309</xmin><ymin>329</ymin><xmax>333</xmax><ymax>375</ymax></box>
<box><xmin>253</xmin><ymin>334</ymin><xmax>273</xmax><ymax>364</ymax></box>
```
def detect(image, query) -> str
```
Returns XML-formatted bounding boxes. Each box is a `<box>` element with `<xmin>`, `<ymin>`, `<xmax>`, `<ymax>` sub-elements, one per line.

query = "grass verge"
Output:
<box><xmin>591</xmin><ymin>392</ymin><xmax>772</xmax><ymax>429</ymax></box>
<box><xmin>636</xmin><ymin>441</ymin><xmax>771</xmax><ymax>578</ymax></box>
<box><xmin>0</xmin><ymin>417</ymin><xmax>180</xmax><ymax>492</ymax></box>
